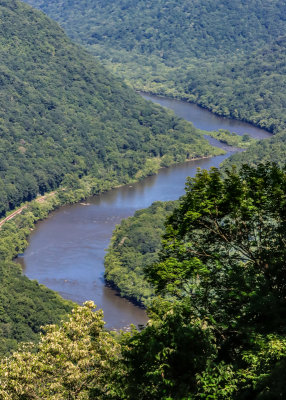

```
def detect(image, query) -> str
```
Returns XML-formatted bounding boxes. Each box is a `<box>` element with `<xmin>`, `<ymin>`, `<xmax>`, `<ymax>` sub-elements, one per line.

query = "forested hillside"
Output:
<box><xmin>24</xmin><ymin>0</ymin><xmax>286</xmax><ymax>57</ymax></box>
<box><xmin>182</xmin><ymin>38</ymin><xmax>286</xmax><ymax>133</ymax></box>
<box><xmin>0</xmin><ymin>261</ymin><xmax>72</xmax><ymax>355</ymax></box>
<box><xmin>2</xmin><ymin>0</ymin><xmax>286</xmax><ymax>396</ymax></box>
<box><xmin>2</xmin><ymin>165</ymin><xmax>286</xmax><ymax>399</ymax></box>
<box><xmin>0</xmin><ymin>0</ymin><xmax>219</xmax><ymax>218</ymax></box>
<box><xmin>223</xmin><ymin>130</ymin><xmax>286</xmax><ymax>169</ymax></box>
<box><xmin>0</xmin><ymin>0</ymin><xmax>223</xmax><ymax>355</ymax></box>
<box><xmin>23</xmin><ymin>0</ymin><xmax>286</xmax><ymax>133</ymax></box>
<box><xmin>105</xmin><ymin>201</ymin><xmax>177</xmax><ymax>306</ymax></box>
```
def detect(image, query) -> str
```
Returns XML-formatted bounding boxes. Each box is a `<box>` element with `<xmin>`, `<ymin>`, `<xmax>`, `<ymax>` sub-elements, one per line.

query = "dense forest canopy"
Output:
<box><xmin>0</xmin><ymin>0</ymin><xmax>224</xmax><ymax>355</ymax></box>
<box><xmin>0</xmin><ymin>0</ymin><xmax>219</xmax><ymax>217</ymax></box>
<box><xmin>104</xmin><ymin>201</ymin><xmax>177</xmax><ymax>306</ymax></box>
<box><xmin>2</xmin><ymin>165</ymin><xmax>286</xmax><ymax>399</ymax></box>
<box><xmin>24</xmin><ymin>0</ymin><xmax>286</xmax><ymax>58</ymax></box>
<box><xmin>23</xmin><ymin>0</ymin><xmax>286</xmax><ymax>167</ymax></box>
<box><xmin>2</xmin><ymin>0</ymin><xmax>286</xmax><ymax>397</ymax></box>
<box><xmin>223</xmin><ymin>129</ymin><xmax>286</xmax><ymax>169</ymax></box>
<box><xmin>23</xmin><ymin>0</ymin><xmax>286</xmax><ymax>134</ymax></box>
<box><xmin>110</xmin><ymin>164</ymin><xmax>286</xmax><ymax>399</ymax></box>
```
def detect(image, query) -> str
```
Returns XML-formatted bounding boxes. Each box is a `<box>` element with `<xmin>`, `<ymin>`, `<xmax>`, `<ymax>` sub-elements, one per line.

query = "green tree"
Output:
<box><xmin>0</xmin><ymin>302</ymin><xmax>122</xmax><ymax>399</ymax></box>
<box><xmin>148</xmin><ymin>164</ymin><xmax>286</xmax><ymax>338</ymax></box>
<box><xmin>124</xmin><ymin>163</ymin><xmax>286</xmax><ymax>399</ymax></box>
<box><xmin>122</xmin><ymin>299</ymin><xmax>216</xmax><ymax>400</ymax></box>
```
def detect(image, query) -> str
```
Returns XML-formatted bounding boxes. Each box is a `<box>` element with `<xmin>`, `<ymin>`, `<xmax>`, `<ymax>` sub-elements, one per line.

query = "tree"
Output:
<box><xmin>147</xmin><ymin>163</ymin><xmax>286</xmax><ymax>339</ymax></box>
<box><xmin>124</xmin><ymin>163</ymin><xmax>286</xmax><ymax>399</ymax></box>
<box><xmin>0</xmin><ymin>302</ymin><xmax>122</xmax><ymax>400</ymax></box>
<box><xmin>122</xmin><ymin>299</ymin><xmax>216</xmax><ymax>400</ymax></box>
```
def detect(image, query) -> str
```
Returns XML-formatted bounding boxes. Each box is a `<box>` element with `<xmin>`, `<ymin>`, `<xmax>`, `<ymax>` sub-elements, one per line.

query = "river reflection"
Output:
<box><xmin>18</xmin><ymin>94</ymin><xmax>272</xmax><ymax>329</ymax></box>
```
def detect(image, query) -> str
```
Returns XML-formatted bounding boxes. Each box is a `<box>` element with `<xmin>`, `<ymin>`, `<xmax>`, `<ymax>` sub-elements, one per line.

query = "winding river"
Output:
<box><xmin>18</xmin><ymin>94</ymin><xmax>271</xmax><ymax>329</ymax></box>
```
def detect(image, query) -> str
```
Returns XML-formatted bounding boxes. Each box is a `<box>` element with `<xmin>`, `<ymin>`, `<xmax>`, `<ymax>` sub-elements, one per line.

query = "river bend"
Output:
<box><xmin>18</xmin><ymin>94</ymin><xmax>271</xmax><ymax>329</ymax></box>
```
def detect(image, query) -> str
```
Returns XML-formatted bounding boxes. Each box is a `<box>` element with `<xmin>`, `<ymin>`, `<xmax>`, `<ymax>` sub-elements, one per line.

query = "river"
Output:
<box><xmin>18</xmin><ymin>94</ymin><xmax>271</xmax><ymax>329</ymax></box>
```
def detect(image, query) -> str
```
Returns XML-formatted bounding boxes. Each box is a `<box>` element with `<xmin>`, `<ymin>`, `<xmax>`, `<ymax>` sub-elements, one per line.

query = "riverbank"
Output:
<box><xmin>1</xmin><ymin>149</ymin><xmax>223</xmax><ymax>269</ymax></box>
<box><xmin>0</xmin><ymin>192</ymin><xmax>57</xmax><ymax>229</ymax></box>
<box><xmin>139</xmin><ymin>90</ymin><xmax>274</xmax><ymax>136</ymax></box>
<box><xmin>9</xmin><ymin>93</ymin><xmax>272</xmax><ymax>329</ymax></box>
<box><xmin>0</xmin><ymin>149</ymin><xmax>223</xmax><ymax>331</ymax></box>
<box><xmin>16</xmin><ymin>153</ymin><xmax>231</xmax><ymax>329</ymax></box>
<box><xmin>0</xmin><ymin>153</ymin><xmax>220</xmax><ymax>232</ymax></box>
<box><xmin>1</xmin><ymin>108</ymin><xmax>227</xmax><ymax>231</ymax></box>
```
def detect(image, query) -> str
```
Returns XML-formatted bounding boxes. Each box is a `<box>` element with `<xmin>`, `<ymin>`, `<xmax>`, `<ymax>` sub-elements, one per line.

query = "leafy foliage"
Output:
<box><xmin>0</xmin><ymin>194</ymin><xmax>74</xmax><ymax>355</ymax></box>
<box><xmin>23</xmin><ymin>0</ymin><xmax>286</xmax><ymax>133</ymax></box>
<box><xmin>149</xmin><ymin>164</ymin><xmax>286</xmax><ymax>335</ymax></box>
<box><xmin>122</xmin><ymin>300</ymin><xmax>216</xmax><ymax>400</ymax></box>
<box><xmin>0</xmin><ymin>0</ymin><xmax>219</xmax><ymax>217</ymax></box>
<box><xmin>121</xmin><ymin>164</ymin><xmax>286</xmax><ymax>399</ymax></box>
<box><xmin>2</xmin><ymin>165</ymin><xmax>286</xmax><ymax>398</ymax></box>
<box><xmin>104</xmin><ymin>201</ymin><xmax>177</xmax><ymax>306</ymax></box>
<box><xmin>0</xmin><ymin>302</ymin><xmax>122</xmax><ymax>399</ymax></box>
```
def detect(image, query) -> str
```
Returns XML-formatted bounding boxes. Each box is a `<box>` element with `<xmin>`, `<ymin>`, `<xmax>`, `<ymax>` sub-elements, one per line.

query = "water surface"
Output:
<box><xmin>19</xmin><ymin>94</ymin><xmax>271</xmax><ymax>329</ymax></box>
<box><xmin>141</xmin><ymin>93</ymin><xmax>270</xmax><ymax>139</ymax></box>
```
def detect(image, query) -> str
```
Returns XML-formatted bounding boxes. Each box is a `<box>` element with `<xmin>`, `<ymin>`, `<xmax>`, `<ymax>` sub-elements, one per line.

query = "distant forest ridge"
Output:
<box><xmin>0</xmin><ymin>0</ymin><xmax>221</xmax><ymax>355</ymax></box>
<box><xmin>0</xmin><ymin>0</ymin><xmax>220</xmax><ymax>218</ymax></box>
<box><xmin>23</xmin><ymin>0</ymin><xmax>286</xmax><ymax>133</ymax></box>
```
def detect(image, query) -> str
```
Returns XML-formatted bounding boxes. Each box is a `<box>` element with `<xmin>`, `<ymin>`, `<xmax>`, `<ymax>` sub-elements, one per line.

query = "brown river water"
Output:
<box><xmin>17</xmin><ymin>94</ymin><xmax>271</xmax><ymax>329</ymax></box>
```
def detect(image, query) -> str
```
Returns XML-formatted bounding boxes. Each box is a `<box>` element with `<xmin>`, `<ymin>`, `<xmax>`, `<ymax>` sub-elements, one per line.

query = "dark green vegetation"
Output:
<box><xmin>182</xmin><ymin>38</ymin><xmax>286</xmax><ymax>133</ymax></box>
<box><xmin>23</xmin><ymin>0</ymin><xmax>286</xmax><ymax>133</ymax></box>
<box><xmin>105</xmin><ymin>201</ymin><xmax>177</xmax><ymax>306</ymax></box>
<box><xmin>0</xmin><ymin>260</ymin><xmax>72</xmax><ymax>356</ymax></box>
<box><xmin>129</xmin><ymin>163</ymin><xmax>286</xmax><ymax>399</ymax></box>
<box><xmin>23</xmin><ymin>0</ymin><xmax>286</xmax><ymax>169</ymax></box>
<box><xmin>0</xmin><ymin>194</ymin><xmax>75</xmax><ymax>355</ymax></box>
<box><xmin>115</xmin><ymin>164</ymin><xmax>286</xmax><ymax>399</ymax></box>
<box><xmin>0</xmin><ymin>0</ymin><xmax>223</xmax><ymax>355</ymax></box>
<box><xmin>25</xmin><ymin>0</ymin><xmax>286</xmax><ymax>59</ymax></box>
<box><xmin>0</xmin><ymin>0</ymin><xmax>220</xmax><ymax>218</ymax></box>
<box><xmin>2</xmin><ymin>164</ymin><xmax>286</xmax><ymax>399</ymax></box>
